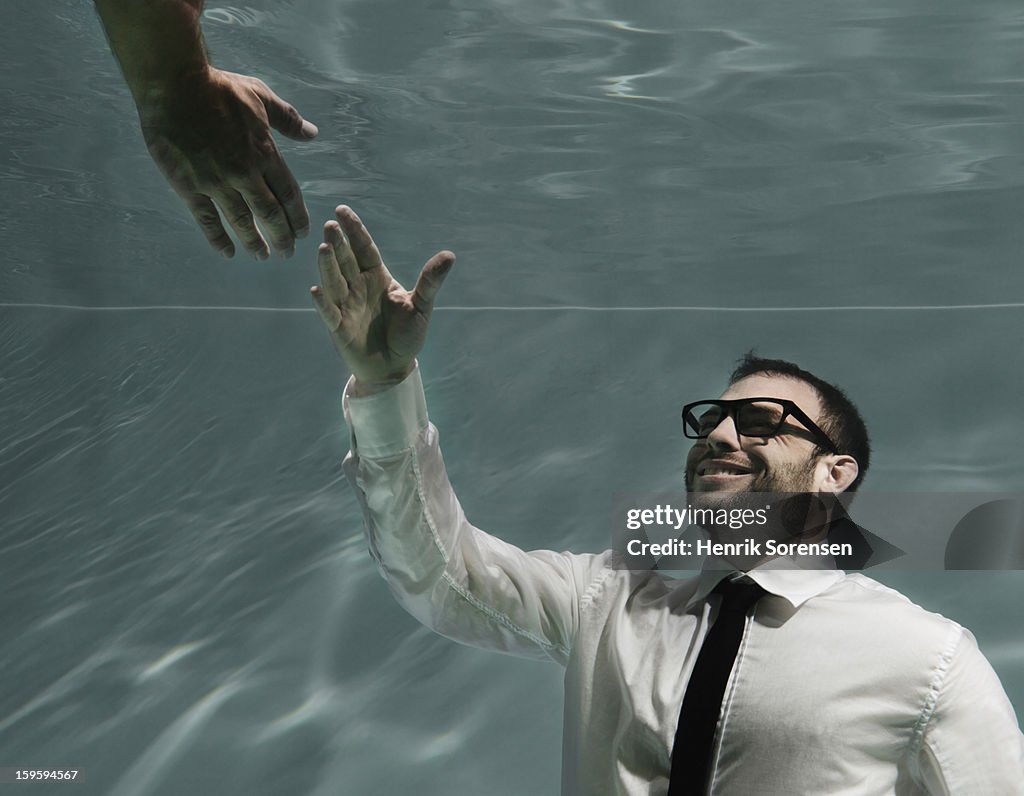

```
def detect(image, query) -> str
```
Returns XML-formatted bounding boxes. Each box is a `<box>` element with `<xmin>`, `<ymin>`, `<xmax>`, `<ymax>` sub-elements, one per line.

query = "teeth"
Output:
<box><xmin>704</xmin><ymin>468</ymin><xmax>749</xmax><ymax>476</ymax></box>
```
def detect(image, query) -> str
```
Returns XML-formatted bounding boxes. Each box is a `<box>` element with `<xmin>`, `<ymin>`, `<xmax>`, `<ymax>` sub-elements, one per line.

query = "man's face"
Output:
<box><xmin>684</xmin><ymin>374</ymin><xmax>830</xmax><ymax>500</ymax></box>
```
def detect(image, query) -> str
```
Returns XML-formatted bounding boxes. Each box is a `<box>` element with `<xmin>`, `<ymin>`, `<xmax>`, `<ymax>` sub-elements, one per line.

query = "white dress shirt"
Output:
<box><xmin>342</xmin><ymin>364</ymin><xmax>1024</xmax><ymax>795</ymax></box>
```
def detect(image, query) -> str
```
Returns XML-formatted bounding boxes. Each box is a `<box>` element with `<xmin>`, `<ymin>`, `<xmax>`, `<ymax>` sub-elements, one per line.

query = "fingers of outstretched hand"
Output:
<box><xmin>263</xmin><ymin>161</ymin><xmax>310</xmax><ymax>240</ymax></box>
<box><xmin>310</xmin><ymin>284</ymin><xmax>342</xmax><ymax>331</ymax></box>
<box><xmin>335</xmin><ymin>206</ymin><xmax>384</xmax><ymax>272</ymax></box>
<box><xmin>239</xmin><ymin>176</ymin><xmax>296</xmax><ymax>257</ymax></box>
<box><xmin>245</xmin><ymin>80</ymin><xmax>314</xmax><ymax>243</ymax></box>
<box><xmin>215</xmin><ymin>190</ymin><xmax>270</xmax><ymax>260</ymax></box>
<box><xmin>411</xmin><ymin>250</ymin><xmax>456</xmax><ymax>315</ymax></box>
<box><xmin>317</xmin><ymin>240</ymin><xmax>350</xmax><ymax>306</ymax></box>
<box><xmin>184</xmin><ymin>194</ymin><xmax>235</xmax><ymax>258</ymax></box>
<box><xmin>324</xmin><ymin>220</ymin><xmax>360</xmax><ymax>285</ymax></box>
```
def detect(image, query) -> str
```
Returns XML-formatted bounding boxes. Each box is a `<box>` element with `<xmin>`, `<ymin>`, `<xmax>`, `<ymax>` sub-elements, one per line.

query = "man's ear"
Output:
<box><xmin>821</xmin><ymin>454</ymin><xmax>859</xmax><ymax>493</ymax></box>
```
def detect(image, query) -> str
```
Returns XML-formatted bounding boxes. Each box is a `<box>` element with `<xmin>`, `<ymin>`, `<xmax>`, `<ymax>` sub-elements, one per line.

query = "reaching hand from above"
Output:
<box><xmin>94</xmin><ymin>0</ymin><xmax>317</xmax><ymax>260</ymax></box>
<box><xmin>140</xmin><ymin>67</ymin><xmax>318</xmax><ymax>260</ymax></box>
<box><xmin>311</xmin><ymin>205</ymin><xmax>456</xmax><ymax>392</ymax></box>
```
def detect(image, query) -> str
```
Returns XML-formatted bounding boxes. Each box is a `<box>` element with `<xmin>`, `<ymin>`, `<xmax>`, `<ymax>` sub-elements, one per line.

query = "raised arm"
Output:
<box><xmin>94</xmin><ymin>0</ymin><xmax>317</xmax><ymax>259</ymax></box>
<box><xmin>311</xmin><ymin>207</ymin><xmax>602</xmax><ymax>661</ymax></box>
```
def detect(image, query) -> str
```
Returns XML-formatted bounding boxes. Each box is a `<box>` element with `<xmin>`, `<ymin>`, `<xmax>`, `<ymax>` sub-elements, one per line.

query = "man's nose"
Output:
<box><xmin>705</xmin><ymin>415</ymin><xmax>742</xmax><ymax>450</ymax></box>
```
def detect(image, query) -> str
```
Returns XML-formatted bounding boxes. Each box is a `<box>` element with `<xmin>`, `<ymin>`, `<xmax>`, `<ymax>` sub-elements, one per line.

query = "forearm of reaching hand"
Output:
<box><xmin>94</xmin><ymin>0</ymin><xmax>208</xmax><ymax>108</ymax></box>
<box><xmin>342</xmin><ymin>363</ymin><xmax>603</xmax><ymax>665</ymax></box>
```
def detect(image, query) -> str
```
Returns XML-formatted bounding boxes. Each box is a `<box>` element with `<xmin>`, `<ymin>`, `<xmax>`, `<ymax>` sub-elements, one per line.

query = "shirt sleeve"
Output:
<box><xmin>341</xmin><ymin>363</ymin><xmax>604</xmax><ymax>666</ymax></box>
<box><xmin>912</xmin><ymin>626</ymin><xmax>1024</xmax><ymax>794</ymax></box>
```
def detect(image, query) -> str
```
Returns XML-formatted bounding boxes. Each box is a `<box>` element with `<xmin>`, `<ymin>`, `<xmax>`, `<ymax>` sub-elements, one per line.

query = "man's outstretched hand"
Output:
<box><xmin>140</xmin><ymin>67</ymin><xmax>317</xmax><ymax>260</ymax></box>
<box><xmin>311</xmin><ymin>206</ymin><xmax>455</xmax><ymax>392</ymax></box>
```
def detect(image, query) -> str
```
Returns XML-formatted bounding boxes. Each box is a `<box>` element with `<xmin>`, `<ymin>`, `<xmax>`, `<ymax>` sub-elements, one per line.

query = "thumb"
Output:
<box><xmin>411</xmin><ymin>250</ymin><xmax>456</xmax><ymax>316</ymax></box>
<box><xmin>262</xmin><ymin>89</ymin><xmax>318</xmax><ymax>140</ymax></box>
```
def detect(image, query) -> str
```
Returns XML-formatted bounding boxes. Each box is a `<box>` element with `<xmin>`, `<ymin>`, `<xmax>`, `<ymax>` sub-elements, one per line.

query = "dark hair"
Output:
<box><xmin>729</xmin><ymin>352</ymin><xmax>871</xmax><ymax>492</ymax></box>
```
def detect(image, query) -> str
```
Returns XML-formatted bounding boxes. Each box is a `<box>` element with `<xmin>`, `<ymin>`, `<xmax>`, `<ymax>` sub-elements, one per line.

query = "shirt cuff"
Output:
<box><xmin>342</xmin><ymin>362</ymin><xmax>428</xmax><ymax>458</ymax></box>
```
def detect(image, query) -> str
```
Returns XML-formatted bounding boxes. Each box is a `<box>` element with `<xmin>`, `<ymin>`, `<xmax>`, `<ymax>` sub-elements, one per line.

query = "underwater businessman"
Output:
<box><xmin>312</xmin><ymin>206</ymin><xmax>1024</xmax><ymax>794</ymax></box>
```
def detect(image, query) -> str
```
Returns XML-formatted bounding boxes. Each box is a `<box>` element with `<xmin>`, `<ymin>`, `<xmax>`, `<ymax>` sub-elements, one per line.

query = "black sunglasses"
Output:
<box><xmin>681</xmin><ymin>397</ymin><xmax>838</xmax><ymax>453</ymax></box>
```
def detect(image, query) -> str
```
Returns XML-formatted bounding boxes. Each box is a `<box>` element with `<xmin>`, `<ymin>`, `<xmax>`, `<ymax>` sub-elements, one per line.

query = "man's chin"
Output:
<box><xmin>688</xmin><ymin>469</ymin><xmax>758</xmax><ymax>491</ymax></box>
<box><xmin>687</xmin><ymin>486</ymin><xmax>751</xmax><ymax>511</ymax></box>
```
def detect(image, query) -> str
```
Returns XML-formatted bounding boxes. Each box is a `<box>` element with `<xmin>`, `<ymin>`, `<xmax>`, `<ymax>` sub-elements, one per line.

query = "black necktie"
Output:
<box><xmin>668</xmin><ymin>577</ymin><xmax>767</xmax><ymax>796</ymax></box>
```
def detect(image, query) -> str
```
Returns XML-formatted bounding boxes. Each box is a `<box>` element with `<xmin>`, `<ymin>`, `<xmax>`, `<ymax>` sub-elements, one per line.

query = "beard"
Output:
<box><xmin>685</xmin><ymin>456</ymin><xmax>818</xmax><ymax>503</ymax></box>
<box><xmin>685</xmin><ymin>456</ymin><xmax>826</xmax><ymax>544</ymax></box>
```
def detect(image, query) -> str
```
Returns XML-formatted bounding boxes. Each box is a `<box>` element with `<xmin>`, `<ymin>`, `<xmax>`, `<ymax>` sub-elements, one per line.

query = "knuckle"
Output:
<box><xmin>338</xmin><ymin>251</ymin><xmax>358</xmax><ymax>271</ymax></box>
<box><xmin>188</xmin><ymin>208</ymin><xmax>223</xmax><ymax>234</ymax></box>
<box><xmin>198</xmin><ymin>215</ymin><xmax>223</xmax><ymax>234</ymax></box>
<box><xmin>229</xmin><ymin>210</ymin><xmax>254</xmax><ymax>228</ymax></box>
<box><xmin>186</xmin><ymin>200</ymin><xmax>211</xmax><ymax>219</ymax></box>
<box><xmin>258</xmin><ymin>202</ymin><xmax>284</xmax><ymax>222</ymax></box>
<box><xmin>276</xmin><ymin>183</ymin><xmax>300</xmax><ymax>204</ymax></box>
<box><xmin>254</xmin><ymin>138</ymin><xmax>279</xmax><ymax>160</ymax></box>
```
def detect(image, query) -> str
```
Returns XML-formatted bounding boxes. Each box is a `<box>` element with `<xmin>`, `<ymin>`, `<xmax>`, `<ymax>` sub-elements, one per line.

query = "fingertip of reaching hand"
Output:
<box><xmin>432</xmin><ymin>250</ymin><xmax>456</xmax><ymax>271</ymax></box>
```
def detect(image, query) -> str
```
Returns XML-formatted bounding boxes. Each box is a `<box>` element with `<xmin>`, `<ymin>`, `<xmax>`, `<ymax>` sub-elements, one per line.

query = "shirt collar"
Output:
<box><xmin>685</xmin><ymin>555</ymin><xmax>845</xmax><ymax>611</ymax></box>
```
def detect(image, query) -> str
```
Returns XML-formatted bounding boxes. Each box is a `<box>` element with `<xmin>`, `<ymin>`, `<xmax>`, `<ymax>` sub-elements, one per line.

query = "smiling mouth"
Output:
<box><xmin>698</xmin><ymin>462</ymin><xmax>754</xmax><ymax>478</ymax></box>
<box><xmin>694</xmin><ymin>468</ymin><xmax>754</xmax><ymax>491</ymax></box>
